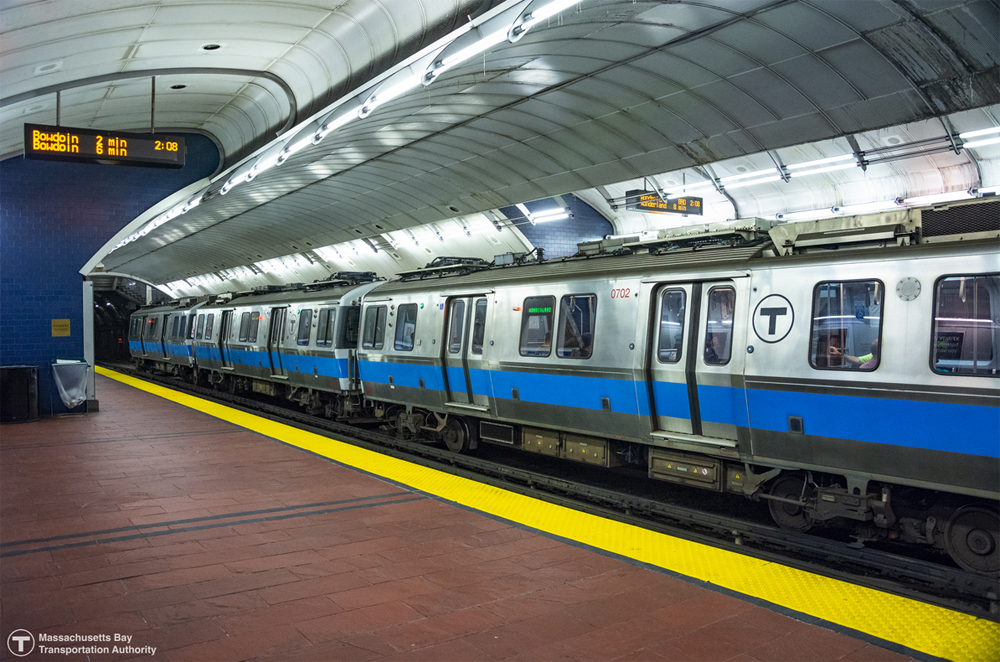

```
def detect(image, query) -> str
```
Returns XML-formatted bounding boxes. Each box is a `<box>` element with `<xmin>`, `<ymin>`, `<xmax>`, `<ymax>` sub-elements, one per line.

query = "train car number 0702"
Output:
<box><xmin>610</xmin><ymin>287</ymin><xmax>631</xmax><ymax>298</ymax></box>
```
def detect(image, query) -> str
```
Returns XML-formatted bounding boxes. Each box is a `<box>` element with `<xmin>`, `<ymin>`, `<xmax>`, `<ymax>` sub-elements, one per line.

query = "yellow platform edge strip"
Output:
<box><xmin>97</xmin><ymin>367</ymin><xmax>999</xmax><ymax>661</ymax></box>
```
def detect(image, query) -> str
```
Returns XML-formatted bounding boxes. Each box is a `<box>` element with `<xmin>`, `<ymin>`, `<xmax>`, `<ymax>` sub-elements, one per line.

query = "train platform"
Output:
<box><xmin>1</xmin><ymin>369</ymin><xmax>995</xmax><ymax>662</ymax></box>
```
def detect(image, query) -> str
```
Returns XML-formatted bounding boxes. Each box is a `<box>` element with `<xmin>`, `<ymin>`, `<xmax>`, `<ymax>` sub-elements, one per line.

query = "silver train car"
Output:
<box><xmin>187</xmin><ymin>273</ymin><xmax>381</xmax><ymax>417</ymax></box>
<box><xmin>131</xmin><ymin>215</ymin><xmax>999</xmax><ymax>574</ymax></box>
<box><xmin>127</xmin><ymin>297</ymin><xmax>209</xmax><ymax>379</ymax></box>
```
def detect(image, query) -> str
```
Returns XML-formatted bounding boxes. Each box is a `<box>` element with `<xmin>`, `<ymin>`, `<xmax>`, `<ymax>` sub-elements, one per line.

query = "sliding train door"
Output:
<box><xmin>267</xmin><ymin>307</ymin><xmax>288</xmax><ymax>378</ymax></box>
<box><xmin>442</xmin><ymin>296</ymin><xmax>493</xmax><ymax>413</ymax></box>
<box><xmin>647</xmin><ymin>278</ymin><xmax>748</xmax><ymax>447</ymax></box>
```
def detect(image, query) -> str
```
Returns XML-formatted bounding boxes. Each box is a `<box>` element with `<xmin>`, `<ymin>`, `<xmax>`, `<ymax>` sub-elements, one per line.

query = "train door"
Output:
<box><xmin>442</xmin><ymin>298</ymin><xmax>472</xmax><ymax>404</ymax></box>
<box><xmin>158</xmin><ymin>313</ymin><xmax>177</xmax><ymax>360</ymax></box>
<box><xmin>268</xmin><ymin>307</ymin><xmax>288</xmax><ymax>377</ymax></box>
<box><xmin>466</xmin><ymin>297</ymin><xmax>493</xmax><ymax>411</ymax></box>
<box><xmin>139</xmin><ymin>315</ymin><xmax>152</xmax><ymax>357</ymax></box>
<box><xmin>219</xmin><ymin>310</ymin><xmax>235</xmax><ymax>369</ymax></box>
<box><xmin>647</xmin><ymin>279</ymin><xmax>748</xmax><ymax>448</ymax></box>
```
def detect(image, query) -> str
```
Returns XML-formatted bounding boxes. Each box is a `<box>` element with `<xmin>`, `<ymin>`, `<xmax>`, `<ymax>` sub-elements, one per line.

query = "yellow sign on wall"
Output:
<box><xmin>51</xmin><ymin>319</ymin><xmax>71</xmax><ymax>337</ymax></box>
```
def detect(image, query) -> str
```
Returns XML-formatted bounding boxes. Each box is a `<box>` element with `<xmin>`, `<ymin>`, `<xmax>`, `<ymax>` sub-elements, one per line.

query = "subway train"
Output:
<box><xmin>129</xmin><ymin>213</ymin><xmax>1000</xmax><ymax>575</ymax></box>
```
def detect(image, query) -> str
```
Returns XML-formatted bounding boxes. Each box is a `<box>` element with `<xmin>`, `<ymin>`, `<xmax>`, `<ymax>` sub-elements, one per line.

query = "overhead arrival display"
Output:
<box><xmin>23</xmin><ymin>123</ymin><xmax>185</xmax><ymax>168</ymax></box>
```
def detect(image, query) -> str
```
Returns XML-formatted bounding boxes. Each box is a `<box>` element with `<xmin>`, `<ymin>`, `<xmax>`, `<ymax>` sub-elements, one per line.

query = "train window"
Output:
<box><xmin>520</xmin><ymin>296</ymin><xmax>555</xmax><ymax>357</ymax></box>
<box><xmin>809</xmin><ymin>280</ymin><xmax>883</xmax><ymax>371</ymax></box>
<box><xmin>238</xmin><ymin>312</ymin><xmax>251</xmax><ymax>342</ymax></box>
<box><xmin>248</xmin><ymin>312</ymin><xmax>260</xmax><ymax>343</ymax></box>
<box><xmin>557</xmin><ymin>294</ymin><xmax>596</xmax><ymax>359</ymax></box>
<box><xmin>187</xmin><ymin>315</ymin><xmax>197</xmax><ymax>340</ymax></box>
<box><xmin>471</xmin><ymin>299</ymin><xmax>488</xmax><ymax>355</ymax></box>
<box><xmin>204</xmin><ymin>314</ymin><xmax>214</xmax><ymax>340</ymax></box>
<box><xmin>362</xmin><ymin>306</ymin><xmax>387</xmax><ymax>350</ymax></box>
<box><xmin>704</xmin><ymin>287</ymin><xmax>735</xmax><ymax>365</ymax></box>
<box><xmin>932</xmin><ymin>274</ymin><xmax>999</xmax><ymax>376</ymax></box>
<box><xmin>448</xmin><ymin>301</ymin><xmax>465</xmax><ymax>354</ymax></box>
<box><xmin>144</xmin><ymin>317</ymin><xmax>159</xmax><ymax>340</ymax></box>
<box><xmin>658</xmin><ymin>289</ymin><xmax>686</xmax><ymax>363</ymax></box>
<box><xmin>171</xmin><ymin>316</ymin><xmax>180</xmax><ymax>339</ymax></box>
<box><xmin>195</xmin><ymin>314</ymin><xmax>205</xmax><ymax>340</ymax></box>
<box><xmin>338</xmin><ymin>306</ymin><xmax>361</xmax><ymax>348</ymax></box>
<box><xmin>297</xmin><ymin>309</ymin><xmax>313</xmax><ymax>346</ymax></box>
<box><xmin>395</xmin><ymin>304</ymin><xmax>418</xmax><ymax>351</ymax></box>
<box><xmin>129</xmin><ymin>318</ymin><xmax>141</xmax><ymax>341</ymax></box>
<box><xmin>316</xmin><ymin>308</ymin><xmax>336</xmax><ymax>347</ymax></box>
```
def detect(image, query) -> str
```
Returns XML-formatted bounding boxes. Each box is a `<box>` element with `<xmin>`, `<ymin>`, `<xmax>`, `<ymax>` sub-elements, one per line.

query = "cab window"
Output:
<box><xmin>809</xmin><ymin>280</ymin><xmax>883</xmax><ymax>371</ymax></box>
<box><xmin>557</xmin><ymin>294</ymin><xmax>596</xmax><ymax>359</ymax></box>
<box><xmin>297</xmin><ymin>310</ymin><xmax>313</xmax><ymax>346</ymax></box>
<box><xmin>395</xmin><ymin>304</ymin><xmax>417</xmax><ymax>351</ymax></box>
<box><xmin>520</xmin><ymin>296</ymin><xmax>554</xmax><ymax>357</ymax></box>
<box><xmin>704</xmin><ymin>287</ymin><xmax>735</xmax><ymax>365</ymax></box>
<box><xmin>932</xmin><ymin>274</ymin><xmax>999</xmax><ymax>376</ymax></box>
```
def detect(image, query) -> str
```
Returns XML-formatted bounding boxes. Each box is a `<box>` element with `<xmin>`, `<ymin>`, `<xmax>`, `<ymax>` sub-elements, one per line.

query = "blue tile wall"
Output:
<box><xmin>501</xmin><ymin>196</ymin><xmax>614</xmax><ymax>259</ymax></box>
<box><xmin>0</xmin><ymin>134</ymin><xmax>218</xmax><ymax>416</ymax></box>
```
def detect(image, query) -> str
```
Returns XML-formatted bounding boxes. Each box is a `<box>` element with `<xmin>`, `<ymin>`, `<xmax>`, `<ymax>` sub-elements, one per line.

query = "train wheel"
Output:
<box><xmin>944</xmin><ymin>505</ymin><xmax>999</xmax><ymax>575</ymax></box>
<box><xmin>442</xmin><ymin>418</ymin><xmax>469</xmax><ymax>454</ymax></box>
<box><xmin>768</xmin><ymin>473</ymin><xmax>813</xmax><ymax>532</ymax></box>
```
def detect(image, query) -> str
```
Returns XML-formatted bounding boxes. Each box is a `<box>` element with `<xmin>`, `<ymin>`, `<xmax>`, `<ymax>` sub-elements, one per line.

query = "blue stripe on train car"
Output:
<box><xmin>165</xmin><ymin>343</ymin><xmax>191</xmax><ymax>357</ymax></box>
<box><xmin>649</xmin><ymin>380</ymin><xmax>691</xmax><ymax>419</ymax></box>
<box><xmin>445</xmin><ymin>366</ymin><xmax>467</xmax><ymax>393</ymax></box>
<box><xmin>129</xmin><ymin>341</ymin><xmax>143</xmax><ymax>352</ymax></box>
<box><xmin>194</xmin><ymin>346</ymin><xmax>222</xmax><ymax>362</ymax></box>
<box><xmin>745</xmin><ymin>388</ymin><xmax>999</xmax><ymax>458</ymax></box>
<box><xmin>360</xmin><ymin>360</ymin><xmax>446</xmax><ymax>391</ymax></box>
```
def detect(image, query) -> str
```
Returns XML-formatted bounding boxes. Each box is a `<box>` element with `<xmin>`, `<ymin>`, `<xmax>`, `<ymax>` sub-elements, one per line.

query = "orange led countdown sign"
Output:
<box><xmin>23</xmin><ymin>123</ymin><xmax>185</xmax><ymax>168</ymax></box>
<box><xmin>625</xmin><ymin>189</ymin><xmax>703</xmax><ymax>215</ymax></box>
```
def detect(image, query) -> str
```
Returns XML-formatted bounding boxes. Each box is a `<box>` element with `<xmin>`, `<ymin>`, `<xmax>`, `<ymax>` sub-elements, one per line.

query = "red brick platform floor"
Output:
<box><xmin>0</xmin><ymin>374</ymin><xmax>918</xmax><ymax>661</ymax></box>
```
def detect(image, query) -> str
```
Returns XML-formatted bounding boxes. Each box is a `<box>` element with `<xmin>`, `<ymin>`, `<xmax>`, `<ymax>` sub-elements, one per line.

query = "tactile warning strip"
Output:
<box><xmin>97</xmin><ymin>367</ymin><xmax>1000</xmax><ymax>661</ymax></box>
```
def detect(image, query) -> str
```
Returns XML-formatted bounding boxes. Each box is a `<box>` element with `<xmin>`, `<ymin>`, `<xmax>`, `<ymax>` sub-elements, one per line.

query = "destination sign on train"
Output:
<box><xmin>23</xmin><ymin>123</ymin><xmax>185</xmax><ymax>168</ymax></box>
<box><xmin>624</xmin><ymin>189</ymin><xmax>703</xmax><ymax>215</ymax></box>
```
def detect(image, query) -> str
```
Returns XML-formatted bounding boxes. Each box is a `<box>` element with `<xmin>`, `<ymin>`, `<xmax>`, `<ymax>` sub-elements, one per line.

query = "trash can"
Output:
<box><xmin>1</xmin><ymin>365</ymin><xmax>40</xmax><ymax>423</ymax></box>
<box><xmin>51</xmin><ymin>359</ymin><xmax>91</xmax><ymax>410</ymax></box>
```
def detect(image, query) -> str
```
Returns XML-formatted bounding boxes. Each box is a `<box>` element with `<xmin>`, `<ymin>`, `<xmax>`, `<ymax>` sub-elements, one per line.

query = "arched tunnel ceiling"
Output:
<box><xmin>4</xmin><ymin>0</ymin><xmax>998</xmax><ymax>290</ymax></box>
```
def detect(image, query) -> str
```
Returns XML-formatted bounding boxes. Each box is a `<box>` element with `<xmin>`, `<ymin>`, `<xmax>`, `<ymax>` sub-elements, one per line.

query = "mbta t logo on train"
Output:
<box><xmin>752</xmin><ymin>294</ymin><xmax>794</xmax><ymax>343</ymax></box>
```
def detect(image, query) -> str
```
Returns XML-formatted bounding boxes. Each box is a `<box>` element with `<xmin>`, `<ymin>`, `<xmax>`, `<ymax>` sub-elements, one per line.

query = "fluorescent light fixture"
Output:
<box><xmin>962</xmin><ymin>136</ymin><xmax>1000</xmax><ymax>150</ymax></box>
<box><xmin>786</xmin><ymin>154</ymin><xmax>855</xmax><ymax>170</ymax></box>
<box><xmin>360</xmin><ymin>74</ymin><xmax>421</xmax><ymax>117</ymax></box>
<box><xmin>182</xmin><ymin>197</ymin><xmax>202</xmax><ymax>212</ymax></box>
<box><xmin>719</xmin><ymin>168</ymin><xmax>778</xmax><ymax>183</ymax></box>
<box><xmin>532</xmin><ymin>207</ymin><xmax>567</xmax><ymax>219</ymax></box>
<box><xmin>515</xmin><ymin>0</ymin><xmax>583</xmax><ymax>36</ymax></box>
<box><xmin>834</xmin><ymin>200</ymin><xmax>899</xmax><ymax>215</ymax></box>
<box><xmin>533</xmin><ymin>213</ymin><xmax>568</xmax><ymax>223</ymax></box>
<box><xmin>787</xmin><ymin>161</ymin><xmax>858</xmax><ymax>178</ymax></box>
<box><xmin>975</xmin><ymin>184</ymin><xmax>999</xmax><ymax>195</ymax></box>
<box><xmin>723</xmin><ymin>174</ymin><xmax>783</xmax><ymax>190</ymax></box>
<box><xmin>314</xmin><ymin>106</ymin><xmax>361</xmax><ymax>141</ymax></box>
<box><xmin>429</xmin><ymin>27</ymin><xmax>509</xmax><ymax>81</ymax></box>
<box><xmin>775</xmin><ymin>208</ymin><xmax>835</xmax><ymax>222</ymax></box>
<box><xmin>958</xmin><ymin>126</ymin><xmax>1000</xmax><ymax>139</ymax></box>
<box><xmin>901</xmin><ymin>190</ymin><xmax>974</xmax><ymax>206</ymax></box>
